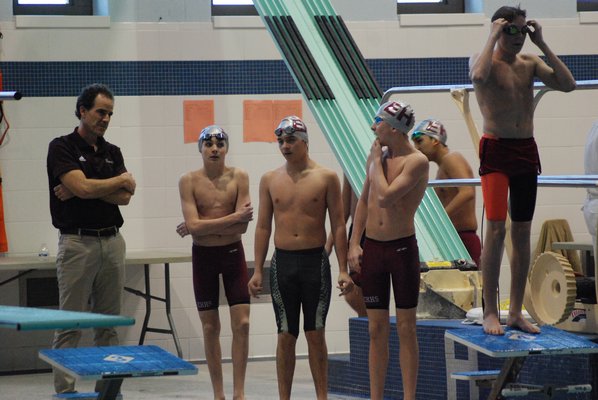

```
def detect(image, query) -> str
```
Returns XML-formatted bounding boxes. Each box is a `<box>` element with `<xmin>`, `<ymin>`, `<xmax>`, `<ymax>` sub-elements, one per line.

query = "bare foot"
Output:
<box><xmin>507</xmin><ymin>313</ymin><xmax>540</xmax><ymax>334</ymax></box>
<box><xmin>483</xmin><ymin>313</ymin><xmax>504</xmax><ymax>335</ymax></box>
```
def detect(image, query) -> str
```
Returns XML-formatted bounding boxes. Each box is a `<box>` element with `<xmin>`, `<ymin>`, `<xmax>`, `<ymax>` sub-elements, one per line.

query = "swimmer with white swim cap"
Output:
<box><xmin>349</xmin><ymin>98</ymin><xmax>428</xmax><ymax>400</ymax></box>
<box><xmin>411</xmin><ymin>119</ymin><xmax>447</xmax><ymax>145</ymax></box>
<box><xmin>374</xmin><ymin>100</ymin><xmax>415</xmax><ymax>134</ymax></box>
<box><xmin>249</xmin><ymin>113</ymin><xmax>353</xmax><ymax>400</ymax></box>
<box><xmin>198</xmin><ymin>125</ymin><xmax>229</xmax><ymax>149</ymax></box>
<box><xmin>274</xmin><ymin>115</ymin><xmax>309</xmax><ymax>143</ymax></box>
<box><xmin>178</xmin><ymin>122</ymin><xmax>252</xmax><ymax>400</ymax></box>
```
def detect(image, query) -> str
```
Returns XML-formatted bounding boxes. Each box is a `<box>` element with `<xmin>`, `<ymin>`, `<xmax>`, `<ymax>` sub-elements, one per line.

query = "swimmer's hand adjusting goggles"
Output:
<box><xmin>502</xmin><ymin>24</ymin><xmax>531</xmax><ymax>36</ymax></box>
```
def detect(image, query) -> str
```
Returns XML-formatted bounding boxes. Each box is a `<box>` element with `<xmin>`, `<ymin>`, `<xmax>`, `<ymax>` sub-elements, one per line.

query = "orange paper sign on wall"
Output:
<box><xmin>243</xmin><ymin>100</ymin><xmax>302</xmax><ymax>142</ymax></box>
<box><xmin>183</xmin><ymin>100</ymin><xmax>215</xmax><ymax>144</ymax></box>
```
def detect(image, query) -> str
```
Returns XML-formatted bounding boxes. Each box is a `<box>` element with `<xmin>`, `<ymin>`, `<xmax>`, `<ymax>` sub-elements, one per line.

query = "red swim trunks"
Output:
<box><xmin>479</xmin><ymin>134</ymin><xmax>540</xmax><ymax>222</ymax></box>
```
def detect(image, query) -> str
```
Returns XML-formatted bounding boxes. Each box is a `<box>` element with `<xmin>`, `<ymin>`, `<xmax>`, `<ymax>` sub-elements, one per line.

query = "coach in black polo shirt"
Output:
<box><xmin>46</xmin><ymin>83</ymin><xmax>136</xmax><ymax>394</ymax></box>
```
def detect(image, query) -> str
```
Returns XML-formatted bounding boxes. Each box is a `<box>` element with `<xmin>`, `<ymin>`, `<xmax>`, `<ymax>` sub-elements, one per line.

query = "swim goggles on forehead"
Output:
<box><xmin>199</xmin><ymin>128</ymin><xmax>228</xmax><ymax>142</ymax></box>
<box><xmin>503</xmin><ymin>24</ymin><xmax>530</xmax><ymax>35</ymax></box>
<box><xmin>274</xmin><ymin>119</ymin><xmax>306</xmax><ymax>137</ymax></box>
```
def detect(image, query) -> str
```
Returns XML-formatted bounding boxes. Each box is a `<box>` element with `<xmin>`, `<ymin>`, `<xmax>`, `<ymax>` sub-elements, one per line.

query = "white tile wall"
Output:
<box><xmin>1</xmin><ymin>14</ymin><xmax>597</xmax><ymax>369</ymax></box>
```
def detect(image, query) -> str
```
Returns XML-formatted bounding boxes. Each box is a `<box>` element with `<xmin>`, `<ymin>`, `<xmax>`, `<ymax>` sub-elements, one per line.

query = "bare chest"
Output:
<box><xmin>490</xmin><ymin>61</ymin><xmax>534</xmax><ymax>95</ymax></box>
<box><xmin>270</xmin><ymin>175</ymin><xmax>326</xmax><ymax>212</ymax></box>
<box><xmin>194</xmin><ymin>176</ymin><xmax>238</xmax><ymax>215</ymax></box>
<box><xmin>381</xmin><ymin>156</ymin><xmax>406</xmax><ymax>183</ymax></box>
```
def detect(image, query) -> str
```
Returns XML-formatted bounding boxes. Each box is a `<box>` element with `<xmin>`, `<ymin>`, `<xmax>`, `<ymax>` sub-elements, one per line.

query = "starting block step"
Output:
<box><xmin>53</xmin><ymin>393</ymin><xmax>123</xmax><ymax>400</ymax></box>
<box><xmin>451</xmin><ymin>370</ymin><xmax>500</xmax><ymax>381</ymax></box>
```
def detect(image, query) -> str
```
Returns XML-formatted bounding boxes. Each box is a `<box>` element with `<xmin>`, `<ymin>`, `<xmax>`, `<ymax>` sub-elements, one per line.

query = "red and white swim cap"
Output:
<box><xmin>275</xmin><ymin>116</ymin><xmax>308</xmax><ymax>143</ymax></box>
<box><xmin>375</xmin><ymin>101</ymin><xmax>415</xmax><ymax>134</ymax></box>
<box><xmin>412</xmin><ymin>119</ymin><xmax>447</xmax><ymax>145</ymax></box>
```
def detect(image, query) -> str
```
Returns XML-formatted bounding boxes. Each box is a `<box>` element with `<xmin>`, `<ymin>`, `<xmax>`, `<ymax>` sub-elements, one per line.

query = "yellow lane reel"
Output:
<box><xmin>524</xmin><ymin>251</ymin><xmax>576</xmax><ymax>325</ymax></box>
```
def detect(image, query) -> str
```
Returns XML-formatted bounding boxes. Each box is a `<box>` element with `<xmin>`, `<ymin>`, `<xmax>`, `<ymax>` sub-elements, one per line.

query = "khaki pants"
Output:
<box><xmin>52</xmin><ymin>232</ymin><xmax>126</xmax><ymax>394</ymax></box>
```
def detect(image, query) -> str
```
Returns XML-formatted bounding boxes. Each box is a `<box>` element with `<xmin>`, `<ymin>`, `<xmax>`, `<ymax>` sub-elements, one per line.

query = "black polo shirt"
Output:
<box><xmin>47</xmin><ymin>128</ymin><xmax>126</xmax><ymax>230</ymax></box>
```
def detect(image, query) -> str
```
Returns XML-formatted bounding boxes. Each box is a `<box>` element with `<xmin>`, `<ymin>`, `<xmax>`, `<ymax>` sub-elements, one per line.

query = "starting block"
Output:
<box><xmin>445</xmin><ymin>325</ymin><xmax>598</xmax><ymax>399</ymax></box>
<box><xmin>40</xmin><ymin>345</ymin><xmax>198</xmax><ymax>400</ymax></box>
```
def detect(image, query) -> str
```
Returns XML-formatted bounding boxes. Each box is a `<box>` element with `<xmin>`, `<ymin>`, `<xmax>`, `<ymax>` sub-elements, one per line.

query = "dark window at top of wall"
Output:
<box><xmin>211</xmin><ymin>3</ymin><xmax>258</xmax><ymax>16</ymax></box>
<box><xmin>397</xmin><ymin>0</ymin><xmax>464</xmax><ymax>14</ymax></box>
<box><xmin>578</xmin><ymin>0</ymin><xmax>598</xmax><ymax>11</ymax></box>
<box><xmin>12</xmin><ymin>0</ymin><xmax>92</xmax><ymax>15</ymax></box>
<box><xmin>211</xmin><ymin>1</ymin><xmax>465</xmax><ymax>16</ymax></box>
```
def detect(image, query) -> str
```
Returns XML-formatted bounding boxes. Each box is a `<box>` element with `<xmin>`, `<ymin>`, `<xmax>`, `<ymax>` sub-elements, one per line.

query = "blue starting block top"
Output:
<box><xmin>39</xmin><ymin>345</ymin><xmax>198</xmax><ymax>381</ymax></box>
<box><xmin>446</xmin><ymin>325</ymin><xmax>598</xmax><ymax>358</ymax></box>
<box><xmin>0</xmin><ymin>306</ymin><xmax>135</xmax><ymax>331</ymax></box>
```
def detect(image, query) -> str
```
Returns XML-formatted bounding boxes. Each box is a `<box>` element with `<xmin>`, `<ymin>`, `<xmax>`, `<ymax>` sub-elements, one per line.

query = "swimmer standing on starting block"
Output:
<box><xmin>469</xmin><ymin>5</ymin><xmax>576</xmax><ymax>335</ymax></box>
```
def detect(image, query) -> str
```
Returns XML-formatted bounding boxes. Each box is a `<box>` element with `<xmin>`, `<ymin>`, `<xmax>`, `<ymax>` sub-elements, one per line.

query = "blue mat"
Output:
<box><xmin>0</xmin><ymin>306</ymin><xmax>135</xmax><ymax>331</ymax></box>
<box><xmin>39</xmin><ymin>345</ymin><xmax>197</xmax><ymax>380</ymax></box>
<box><xmin>445</xmin><ymin>325</ymin><xmax>598</xmax><ymax>357</ymax></box>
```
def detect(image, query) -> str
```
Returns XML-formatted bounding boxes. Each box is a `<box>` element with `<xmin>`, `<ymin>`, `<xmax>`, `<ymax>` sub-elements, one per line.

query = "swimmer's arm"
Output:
<box><xmin>218</xmin><ymin>169</ymin><xmax>253</xmax><ymax>235</ymax></box>
<box><xmin>444</xmin><ymin>186</ymin><xmax>474</xmax><ymax>220</ymax></box>
<box><xmin>178</xmin><ymin>172</ymin><xmax>252</xmax><ymax>236</ymax></box>
<box><xmin>327</xmin><ymin>172</ymin><xmax>349</xmax><ymax>274</ymax></box>
<box><xmin>527</xmin><ymin>20</ymin><xmax>575</xmax><ymax>92</ymax></box>
<box><xmin>350</xmin><ymin>177</ymin><xmax>368</xmax><ymax>250</ymax></box>
<box><xmin>253</xmin><ymin>173</ymin><xmax>274</xmax><ymax>274</ymax></box>
<box><xmin>442</xmin><ymin>154</ymin><xmax>475</xmax><ymax>217</ymax></box>
<box><xmin>325</xmin><ymin>175</ymin><xmax>352</xmax><ymax>254</ymax></box>
<box><xmin>372</xmin><ymin>153</ymin><xmax>429</xmax><ymax>208</ymax></box>
<box><xmin>348</xmin><ymin>172</ymin><xmax>369</xmax><ymax>272</ymax></box>
<box><xmin>469</xmin><ymin>19</ymin><xmax>506</xmax><ymax>84</ymax></box>
<box><xmin>532</xmin><ymin>52</ymin><xmax>576</xmax><ymax>93</ymax></box>
<box><xmin>249</xmin><ymin>173</ymin><xmax>274</xmax><ymax>297</ymax></box>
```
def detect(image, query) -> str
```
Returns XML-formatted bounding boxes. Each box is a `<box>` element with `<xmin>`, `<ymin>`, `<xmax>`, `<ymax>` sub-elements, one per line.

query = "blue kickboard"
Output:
<box><xmin>40</xmin><ymin>345</ymin><xmax>198</xmax><ymax>380</ymax></box>
<box><xmin>445</xmin><ymin>325</ymin><xmax>598</xmax><ymax>358</ymax></box>
<box><xmin>0</xmin><ymin>306</ymin><xmax>135</xmax><ymax>331</ymax></box>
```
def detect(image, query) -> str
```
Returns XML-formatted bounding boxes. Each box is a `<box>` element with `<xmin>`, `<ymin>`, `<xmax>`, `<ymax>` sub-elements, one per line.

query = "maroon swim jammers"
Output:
<box><xmin>458</xmin><ymin>230</ymin><xmax>481</xmax><ymax>268</ymax></box>
<box><xmin>360</xmin><ymin>235</ymin><xmax>420</xmax><ymax>310</ymax></box>
<box><xmin>192</xmin><ymin>241</ymin><xmax>250</xmax><ymax>311</ymax></box>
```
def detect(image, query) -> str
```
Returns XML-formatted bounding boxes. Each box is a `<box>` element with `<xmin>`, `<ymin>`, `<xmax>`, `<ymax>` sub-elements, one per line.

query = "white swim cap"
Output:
<box><xmin>198</xmin><ymin>125</ymin><xmax>229</xmax><ymax>149</ymax></box>
<box><xmin>275</xmin><ymin>116</ymin><xmax>308</xmax><ymax>143</ymax></box>
<box><xmin>375</xmin><ymin>101</ymin><xmax>415</xmax><ymax>134</ymax></box>
<box><xmin>411</xmin><ymin>119</ymin><xmax>447</xmax><ymax>145</ymax></box>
